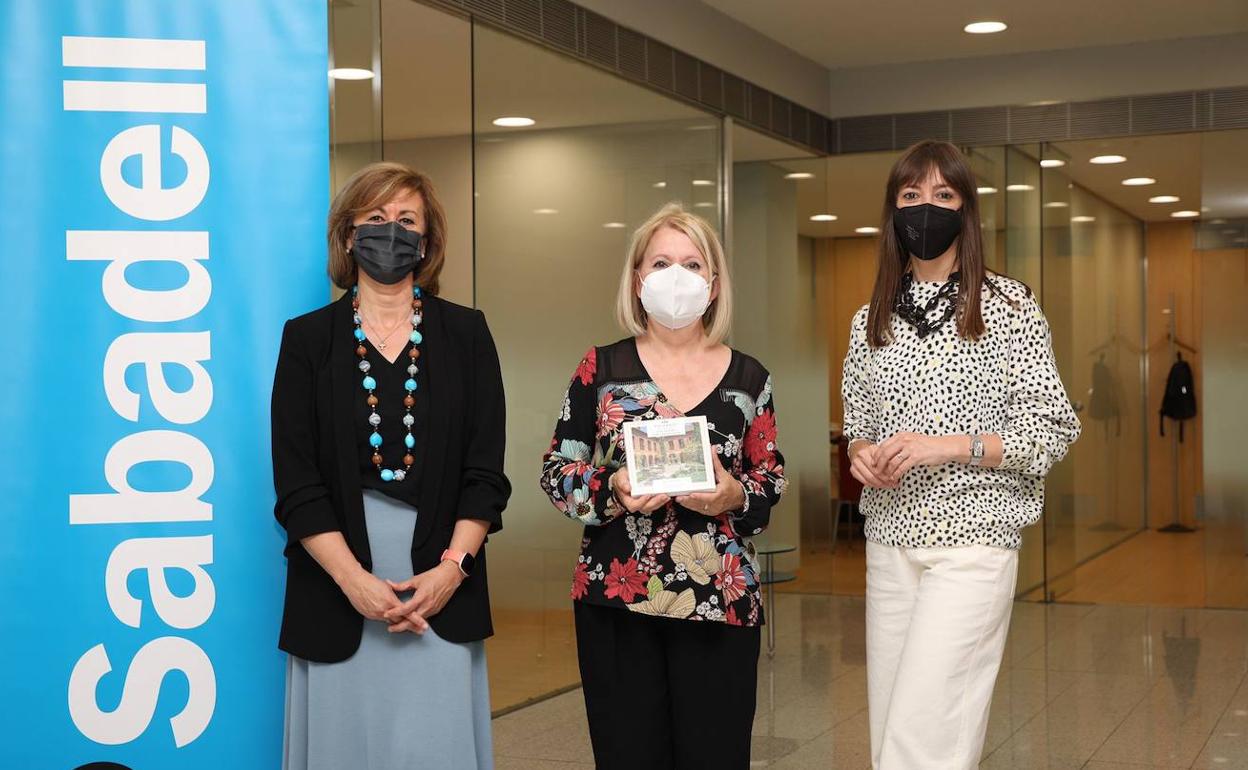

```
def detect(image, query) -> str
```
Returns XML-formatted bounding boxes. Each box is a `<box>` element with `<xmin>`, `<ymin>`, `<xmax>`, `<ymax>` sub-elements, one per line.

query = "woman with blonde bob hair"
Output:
<box><xmin>272</xmin><ymin>161</ymin><xmax>510</xmax><ymax>769</ymax></box>
<box><xmin>540</xmin><ymin>203</ymin><xmax>787</xmax><ymax>769</ymax></box>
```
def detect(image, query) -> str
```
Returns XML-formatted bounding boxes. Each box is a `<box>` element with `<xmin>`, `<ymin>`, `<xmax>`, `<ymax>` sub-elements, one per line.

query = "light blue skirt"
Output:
<box><xmin>283</xmin><ymin>490</ymin><xmax>493</xmax><ymax>770</ymax></box>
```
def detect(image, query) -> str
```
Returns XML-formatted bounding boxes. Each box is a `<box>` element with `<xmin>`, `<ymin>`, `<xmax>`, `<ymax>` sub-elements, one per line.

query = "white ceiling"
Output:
<box><xmin>702</xmin><ymin>0</ymin><xmax>1248</xmax><ymax>69</ymax></box>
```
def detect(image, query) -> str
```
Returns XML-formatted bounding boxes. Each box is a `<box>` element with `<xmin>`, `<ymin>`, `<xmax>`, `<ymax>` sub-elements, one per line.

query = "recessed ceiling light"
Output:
<box><xmin>1122</xmin><ymin>177</ymin><xmax>1156</xmax><ymax>186</ymax></box>
<box><xmin>1006</xmin><ymin>184</ymin><xmax>1035</xmax><ymax>192</ymax></box>
<box><xmin>1040</xmin><ymin>159</ymin><xmax>1066</xmax><ymax>168</ymax></box>
<box><xmin>1209</xmin><ymin>218</ymin><xmax>1227</xmax><ymax>225</ymax></box>
<box><xmin>1170</xmin><ymin>210</ymin><xmax>1200</xmax><ymax>218</ymax></box>
<box><xmin>1090</xmin><ymin>154</ymin><xmax>1127</xmax><ymax>164</ymax></box>
<box><xmin>692</xmin><ymin>179</ymin><xmax>714</xmax><ymax>187</ymax></box>
<box><xmin>693</xmin><ymin>202</ymin><xmax>714</xmax><ymax>208</ymax></box>
<box><xmin>810</xmin><ymin>214</ymin><xmax>838</xmax><ymax>222</ymax></box>
<box><xmin>1149</xmin><ymin>195</ymin><xmax>1180</xmax><ymax>204</ymax></box>
<box><xmin>964</xmin><ymin>21</ymin><xmax>1007</xmax><ymax>34</ymax></box>
<box><xmin>1043</xmin><ymin>201</ymin><xmax>1069</xmax><ymax>208</ymax></box>
<box><xmin>492</xmin><ymin>116</ymin><xmax>535</xmax><ymax>127</ymax></box>
<box><xmin>1071</xmin><ymin>215</ymin><xmax>1096</xmax><ymax>223</ymax></box>
<box><xmin>329</xmin><ymin>68</ymin><xmax>374</xmax><ymax>80</ymax></box>
<box><xmin>977</xmin><ymin>186</ymin><xmax>998</xmax><ymax>194</ymax></box>
<box><xmin>603</xmin><ymin>222</ymin><xmax>627</xmax><ymax>229</ymax></box>
<box><xmin>855</xmin><ymin>226</ymin><xmax>880</xmax><ymax>234</ymax></box>
<box><xmin>784</xmin><ymin>172</ymin><xmax>815</xmax><ymax>180</ymax></box>
<box><xmin>652</xmin><ymin>181</ymin><xmax>667</xmax><ymax>189</ymax></box>
<box><xmin>533</xmin><ymin>208</ymin><xmax>558</xmax><ymax>215</ymax></box>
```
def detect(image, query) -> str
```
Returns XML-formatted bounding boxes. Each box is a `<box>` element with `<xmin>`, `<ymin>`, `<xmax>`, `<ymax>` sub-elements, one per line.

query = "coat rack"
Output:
<box><xmin>1158</xmin><ymin>292</ymin><xmax>1198</xmax><ymax>533</ymax></box>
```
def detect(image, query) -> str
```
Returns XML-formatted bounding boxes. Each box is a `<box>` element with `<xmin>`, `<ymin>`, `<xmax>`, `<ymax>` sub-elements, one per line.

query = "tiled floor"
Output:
<box><xmin>492</xmin><ymin>593</ymin><xmax>1248</xmax><ymax>768</ymax></box>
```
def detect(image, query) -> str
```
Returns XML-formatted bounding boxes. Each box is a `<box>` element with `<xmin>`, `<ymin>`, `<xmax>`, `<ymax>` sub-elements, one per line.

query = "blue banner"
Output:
<box><xmin>0</xmin><ymin>1</ymin><xmax>328</xmax><ymax>766</ymax></box>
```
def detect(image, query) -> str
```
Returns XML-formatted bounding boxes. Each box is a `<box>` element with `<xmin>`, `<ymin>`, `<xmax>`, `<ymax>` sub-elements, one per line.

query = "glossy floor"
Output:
<box><xmin>492</xmin><ymin>593</ymin><xmax>1248</xmax><ymax>768</ymax></box>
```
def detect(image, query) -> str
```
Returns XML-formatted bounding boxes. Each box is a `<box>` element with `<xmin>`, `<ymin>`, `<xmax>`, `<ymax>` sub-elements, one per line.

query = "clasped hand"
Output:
<box><xmin>338</xmin><ymin>561</ymin><xmax>464</xmax><ymax>635</ymax></box>
<box><xmin>849</xmin><ymin>432</ymin><xmax>964</xmax><ymax>489</ymax></box>
<box><xmin>612</xmin><ymin>451</ymin><xmax>744</xmax><ymax>517</ymax></box>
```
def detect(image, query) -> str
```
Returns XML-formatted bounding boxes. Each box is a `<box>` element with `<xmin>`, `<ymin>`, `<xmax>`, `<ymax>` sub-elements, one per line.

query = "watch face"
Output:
<box><xmin>460</xmin><ymin>552</ymin><xmax>476</xmax><ymax>575</ymax></box>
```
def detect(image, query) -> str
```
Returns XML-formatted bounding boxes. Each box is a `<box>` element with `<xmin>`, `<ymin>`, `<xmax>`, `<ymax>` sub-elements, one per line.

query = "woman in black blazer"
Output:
<box><xmin>271</xmin><ymin>161</ymin><xmax>510</xmax><ymax>770</ymax></box>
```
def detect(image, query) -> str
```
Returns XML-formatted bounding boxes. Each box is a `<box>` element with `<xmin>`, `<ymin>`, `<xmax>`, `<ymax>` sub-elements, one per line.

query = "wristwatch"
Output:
<box><xmin>441</xmin><ymin>549</ymin><xmax>475</xmax><ymax>577</ymax></box>
<box><xmin>969</xmin><ymin>433</ymin><xmax>985</xmax><ymax>467</ymax></box>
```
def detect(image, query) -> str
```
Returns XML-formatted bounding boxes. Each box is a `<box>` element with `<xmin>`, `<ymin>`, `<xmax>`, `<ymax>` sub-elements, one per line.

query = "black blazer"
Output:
<box><xmin>270</xmin><ymin>290</ymin><xmax>510</xmax><ymax>662</ymax></box>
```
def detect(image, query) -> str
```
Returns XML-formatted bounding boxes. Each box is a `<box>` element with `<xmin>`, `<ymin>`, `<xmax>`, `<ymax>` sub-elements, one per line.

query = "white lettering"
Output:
<box><xmin>99</xmin><ymin>125</ymin><xmax>209</xmax><ymax>221</ymax></box>
<box><xmin>69</xmin><ymin>430</ymin><xmax>214</xmax><ymax>525</ymax></box>
<box><xmin>105</xmin><ymin>536</ymin><xmax>215</xmax><ymax>629</ymax></box>
<box><xmin>68</xmin><ymin>638</ymin><xmax>217</xmax><ymax>747</ymax></box>
<box><xmin>103</xmin><ymin>332</ymin><xmax>213</xmax><ymax>423</ymax></box>
<box><xmin>66</xmin><ymin>230</ymin><xmax>210</xmax><ymax>322</ymax></box>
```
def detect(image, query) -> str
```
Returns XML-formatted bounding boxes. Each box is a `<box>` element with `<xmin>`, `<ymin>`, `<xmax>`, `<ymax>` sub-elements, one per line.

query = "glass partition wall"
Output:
<box><xmin>329</xmin><ymin>1</ymin><xmax>1248</xmax><ymax>714</ymax></box>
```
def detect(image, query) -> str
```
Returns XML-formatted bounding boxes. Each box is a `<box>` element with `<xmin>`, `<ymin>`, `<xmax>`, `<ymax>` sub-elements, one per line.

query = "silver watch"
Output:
<box><xmin>969</xmin><ymin>433</ymin><xmax>985</xmax><ymax>466</ymax></box>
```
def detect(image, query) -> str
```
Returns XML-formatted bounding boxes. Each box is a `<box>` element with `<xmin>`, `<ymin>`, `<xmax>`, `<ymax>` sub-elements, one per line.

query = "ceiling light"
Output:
<box><xmin>1222</xmin><ymin>228</ymin><xmax>1238</xmax><ymax>234</ymax></box>
<box><xmin>652</xmin><ymin>181</ymin><xmax>667</xmax><ymax>189</ymax></box>
<box><xmin>492</xmin><ymin>116</ymin><xmax>535</xmax><ymax>127</ymax></box>
<box><xmin>977</xmin><ymin>186</ymin><xmax>998</xmax><ymax>194</ymax></box>
<box><xmin>1007</xmin><ymin>184</ymin><xmax>1035</xmax><ymax>192</ymax></box>
<box><xmin>1043</xmin><ymin>201</ymin><xmax>1069</xmax><ymax>208</ymax></box>
<box><xmin>692</xmin><ymin>179</ymin><xmax>714</xmax><ymax>187</ymax></box>
<box><xmin>1122</xmin><ymin>177</ymin><xmax>1155</xmax><ymax>186</ymax></box>
<box><xmin>1149</xmin><ymin>195</ymin><xmax>1180</xmax><ymax>204</ymax></box>
<box><xmin>603</xmin><ymin>222</ymin><xmax>626</xmax><ymax>229</ymax></box>
<box><xmin>1090</xmin><ymin>154</ymin><xmax>1126</xmax><ymax>164</ymax></box>
<box><xmin>1071</xmin><ymin>215</ymin><xmax>1096</xmax><ymax>223</ymax></box>
<box><xmin>855</xmin><ymin>226</ymin><xmax>880</xmax><ymax>234</ymax></box>
<box><xmin>533</xmin><ymin>208</ymin><xmax>558</xmax><ymax>215</ymax></box>
<box><xmin>810</xmin><ymin>214</ymin><xmax>838</xmax><ymax>222</ymax></box>
<box><xmin>964</xmin><ymin>21</ymin><xmax>1007</xmax><ymax>34</ymax></box>
<box><xmin>693</xmin><ymin>202</ymin><xmax>714</xmax><ymax>208</ymax></box>
<box><xmin>1209</xmin><ymin>218</ymin><xmax>1227</xmax><ymax>225</ymax></box>
<box><xmin>784</xmin><ymin>172</ymin><xmax>815</xmax><ymax>180</ymax></box>
<box><xmin>329</xmin><ymin>68</ymin><xmax>374</xmax><ymax>80</ymax></box>
<box><xmin>1170</xmin><ymin>210</ymin><xmax>1200</xmax><ymax>218</ymax></box>
<box><xmin>1040</xmin><ymin>159</ymin><xmax>1066</xmax><ymax>168</ymax></box>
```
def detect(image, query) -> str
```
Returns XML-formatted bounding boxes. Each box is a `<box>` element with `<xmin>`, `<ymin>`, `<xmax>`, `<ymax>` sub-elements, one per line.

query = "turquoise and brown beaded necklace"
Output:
<box><xmin>352</xmin><ymin>284</ymin><xmax>423</xmax><ymax>482</ymax></box>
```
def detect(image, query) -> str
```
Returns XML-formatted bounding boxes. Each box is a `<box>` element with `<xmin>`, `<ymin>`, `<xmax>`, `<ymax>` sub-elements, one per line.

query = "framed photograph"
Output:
<box><xmin>623</xmin><ymin>416</ymin><xmax>716</xmax><ymax>496</ymax></box>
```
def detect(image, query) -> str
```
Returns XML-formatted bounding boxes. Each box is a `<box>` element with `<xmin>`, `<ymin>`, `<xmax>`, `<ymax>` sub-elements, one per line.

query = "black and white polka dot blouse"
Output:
<box><xmin>842</xmin><ymin>274</ymin><xmax>1081</xmax><ymax>550</ymax></box>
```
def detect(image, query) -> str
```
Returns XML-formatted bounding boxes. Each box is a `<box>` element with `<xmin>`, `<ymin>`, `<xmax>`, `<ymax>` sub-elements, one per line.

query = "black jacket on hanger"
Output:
<box><xmin>270</xmin><ymin>290</ymin><xmax>510</xmax><ymax>662</ymax></box>
<box><xmin>1160</xmin><ymin>353</ymin><xmax>1197</xmax><ymax>441</ymax></box>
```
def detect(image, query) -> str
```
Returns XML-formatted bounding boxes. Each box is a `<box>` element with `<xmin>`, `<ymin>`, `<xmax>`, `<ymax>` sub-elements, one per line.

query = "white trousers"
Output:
<box><xmin>866</xmin><ymin>541</ymin><xmax>1019</xmax><ymax>770</ymax></box>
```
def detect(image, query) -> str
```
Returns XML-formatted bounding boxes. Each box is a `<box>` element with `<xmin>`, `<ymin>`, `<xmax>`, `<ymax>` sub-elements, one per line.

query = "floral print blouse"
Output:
<box><xmin>539</xmin><ymin>339</ymin><xmax>787</xmax><ymax>627</ymax></box>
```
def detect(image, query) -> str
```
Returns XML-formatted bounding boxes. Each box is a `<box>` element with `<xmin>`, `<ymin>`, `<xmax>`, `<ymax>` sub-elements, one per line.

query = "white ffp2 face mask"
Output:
<box><xmin>639</xmin><ymin>265</ymin><xmax>712</xmax><ymax>330</ymax></box>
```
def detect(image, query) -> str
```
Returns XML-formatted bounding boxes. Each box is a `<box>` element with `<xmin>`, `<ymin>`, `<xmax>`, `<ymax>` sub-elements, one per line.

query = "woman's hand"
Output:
<box><xmin>848</xmin><ymin>440</ymin><xmax>894</xmax><ymax>489</ymax></box>
<box><xmin>872</xmin><ymin>433</ymin><xmax>965</xmax><ymax>484</ymax></box>
<box><xmin>382</xmin><ymin>561</ymin><xmax>465</xmax><ymax>634</ymax></box>
<box><xmin>338</xmin><ymin>567</ymin><xmax>403</xmax><ymax>622</ymax></box>
<box><xmin>675</xmin><ymin>452</ymin><xmax>746</xmax><ymax>517</ymax></box>
<box><xmin>611</xmin><ymin>466</ymin><xmax>671</xmax><ymax>514</ymax></box>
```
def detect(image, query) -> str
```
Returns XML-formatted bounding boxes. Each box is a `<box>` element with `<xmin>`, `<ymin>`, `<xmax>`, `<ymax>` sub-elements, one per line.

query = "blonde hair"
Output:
<box><xmin>615</xmin><ymin>203</ymin><xmax>733</xmax><ymax>344</ymax></box>
<box><xmin>327</xmin><ymin>162</ymin><xmax>448</xmax><ymax>294</ymax></box>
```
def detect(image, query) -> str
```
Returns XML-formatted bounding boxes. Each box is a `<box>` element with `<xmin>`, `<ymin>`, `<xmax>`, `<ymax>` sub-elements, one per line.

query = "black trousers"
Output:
<box><xmin>574</xmin><ymin>601</ymin><xmax>761</xmax><ymax>770</ymax></box>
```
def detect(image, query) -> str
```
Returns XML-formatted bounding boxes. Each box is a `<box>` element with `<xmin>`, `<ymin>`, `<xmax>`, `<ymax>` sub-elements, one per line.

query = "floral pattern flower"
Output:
<box><xmin>715</xmin><ymin>552</ymin><xmax>747</xmax><ymax>603</ymax></box>
<box><xmin>574</xmin><ymin>346</ymin><xmax>597</xmax><ymax>386</ymax></box>
<box><xmin>603</xmin><ymin>557</ymin><xmax>647</xmax><ymax>602</ymax></box>
<box><xmin>669</xmin><ymin>531</ymin><xmax>722</xmax><ymax>585</ymax></box>
<box><xmin>744</xmin><ymin>408</ymin><xmax>777</xmax><ymax>465</ymax></box>
<box><xmin>627</xmin><ymin>576</ymin><xmax>696</xmax><ymax>619</ymax></box>
<box><xmin>596</xmin><ymin>392</ymin><xmax>626</xmax><ymax>438</ymax></box>
<box><xmin>539</xmin><ymin>342</ymin><xmax>786</xmax><ymax>628</ymax></box>
<box><xmin>571</xmin><ymin>561</ymin><xmax>590</xmax><ymax>600</ymax></box>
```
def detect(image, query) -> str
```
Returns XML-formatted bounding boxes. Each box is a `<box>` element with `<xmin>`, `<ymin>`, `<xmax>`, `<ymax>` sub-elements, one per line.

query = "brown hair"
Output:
<box><xmin>327</xmin><ymin>161</ymin><xmax>448</xmax><ymax>294</ymax></box>
<box><xmin>866</xmin><ymin>140</ymin><xmax>1007</xmax><ymax>348</ymax></box>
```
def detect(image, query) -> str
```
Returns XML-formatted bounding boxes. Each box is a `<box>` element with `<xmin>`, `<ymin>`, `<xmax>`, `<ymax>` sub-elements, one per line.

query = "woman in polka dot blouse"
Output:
<box><xmin>842</xmin><ymin>140</ymin><xmax>1081</xmax><ymax>770</ymax></box>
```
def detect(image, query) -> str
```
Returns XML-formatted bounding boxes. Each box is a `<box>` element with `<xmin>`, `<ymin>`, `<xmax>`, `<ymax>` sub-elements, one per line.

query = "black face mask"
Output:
<box><xmin>351</xmin><ymin>222</ymin><xmax>424</xmax><ymax>284</ymax></box>
<box><xmin>892</xmin><ymin>203</ymin><xmax>962</xmax><ymax>261</ymax></box>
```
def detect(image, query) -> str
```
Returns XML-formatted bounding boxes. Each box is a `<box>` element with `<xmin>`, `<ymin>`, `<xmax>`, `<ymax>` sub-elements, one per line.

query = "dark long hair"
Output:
<box><xmin>866</xmin><ymin>140</ymin><xmax>1003</xmax><ymax>348</ymax></box>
